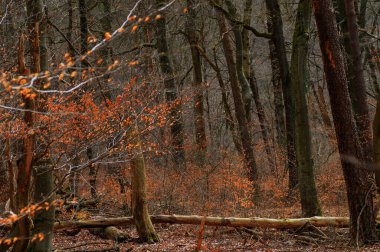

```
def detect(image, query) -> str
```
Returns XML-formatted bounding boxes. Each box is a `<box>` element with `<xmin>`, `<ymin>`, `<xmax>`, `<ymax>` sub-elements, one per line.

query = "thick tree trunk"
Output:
<box><xmin>313</xmin><ymin>0</ymin><xmax>376</xmax><ymax>243</ymax></box>
<box><xmin>130</xmin><ymin>129</ymin><xmax>159</xmax><ymax>243</ymax></box>
<box><xmin>290</xmin><ymin>0</ymin><xmax>321</xmax><ymax>217</ymax></box>
<box><xmin>185</xmin><ymin>0</ymin><xmax>207</xmax><ymax>166</ymax></box>
<box><xmin>29</xmin><ymin>164</ymin><xmax>55</xmax><ymax>252</ymax></box>
<box><xmin>155</xmin><ymin>0</ymin><xmax>185</xmax><ymax>167</ymax></box>
<box><xmin>11</xmin><ymin>6</ymin><xmax>37</xmax><ymax>251</ymax></box>
<box><xmin>268</xmin><ymin>41</ymin><xmax>286</xmax><ymax>149</ymax></box>
<box><xmin>265</xmin><ymin>0</ymin><xmax>297</xmax><ymax>190</ymax></box>
<box><xmin>269</xmin><ymin>41</ymin><xmax>286</xmax><ymax>149</ymax></box>
<box><xmin>28</xmin><ymin>2</ymin><xmax>56</xmax><ymax>250</ymax></box>
<box><xmin>343</xmin><ymin>0</ymin><xmax>372</xmax><ymax>160</ymax></box>
<box><xmin>374</xmin><ymin>97</ymin><xmax>380</xmax><ymax>193</ymax></box>
<box><xmin>336</xmin><ymin>0</ymin><xmax>372</xmax><ymax>160</ymax></box>
<box><xmin>215</xmin><ymin>2</ymin><xmax>258</xmax><ymax>182</ymax></box>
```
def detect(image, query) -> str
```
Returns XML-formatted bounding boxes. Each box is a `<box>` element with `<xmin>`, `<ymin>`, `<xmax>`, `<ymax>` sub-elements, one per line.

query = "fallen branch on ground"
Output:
<box><xmin>54</xmin><ymin>215</ymin><xmax>353</xmax><ymax>230</ymax></box>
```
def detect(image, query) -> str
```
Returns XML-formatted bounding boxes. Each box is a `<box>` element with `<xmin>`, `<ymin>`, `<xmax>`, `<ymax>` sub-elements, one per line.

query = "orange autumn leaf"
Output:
<box><xmin>104</xmin><ymin>32</ymin><xmax>112</xmax><ymax>41</ymax></box>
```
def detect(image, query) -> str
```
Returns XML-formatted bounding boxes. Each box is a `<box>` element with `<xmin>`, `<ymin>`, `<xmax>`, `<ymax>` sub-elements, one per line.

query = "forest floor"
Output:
<box><xmin>52</xmin><ymin>223</ymin><xmax>380</xmax><ymax>251</ymax></box>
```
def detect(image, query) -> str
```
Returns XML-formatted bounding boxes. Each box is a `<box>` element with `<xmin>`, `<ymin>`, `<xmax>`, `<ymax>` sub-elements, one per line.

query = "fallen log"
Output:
<box><xmin>54</xmin><ymin>215</ymin><xmax>352</xmax><ymax>230</ymax></box>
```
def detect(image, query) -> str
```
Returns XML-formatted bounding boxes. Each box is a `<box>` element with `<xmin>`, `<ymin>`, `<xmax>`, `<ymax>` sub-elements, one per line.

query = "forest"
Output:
<box><xmin>1</xmin><ymin>0</ymin><xmax>380</xmax><ymax>251</ymax></box>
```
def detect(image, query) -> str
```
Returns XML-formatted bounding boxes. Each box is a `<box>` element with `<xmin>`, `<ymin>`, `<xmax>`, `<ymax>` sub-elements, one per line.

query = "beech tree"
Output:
<box><xmin>313</xmin><ymin>0</ymin><xmax>376</xmax><ymax>243</ymax></box>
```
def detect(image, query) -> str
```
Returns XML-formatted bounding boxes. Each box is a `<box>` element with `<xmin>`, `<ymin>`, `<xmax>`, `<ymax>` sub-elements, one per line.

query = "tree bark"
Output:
<box><xmin>269</xmin><ymin>40</ymin><xmax>286</xmax><ymax>149</ymax></box>
<box><xmin>225</xmin><ymin>0</ymin><xmax>253</xmax><ymax>121</ymax></box>
<box><xmin>185</xmin><ymin>0</ymin><xmax>207</xmax><ymax>166</ymax></box>
<box><xmin>11</xmin><ymin>6</ymin><xmax>37</xmax><ymax>251</ymax></box>
<box><xmin>155</xmin><ymin>0</ymin><xmax>185</xmax><ymax>167</ymax></box>
<box><xmin>27</xmin><ymin>2</ymin><xmax>56</xmax><ymax>250</ymax></box>
<box><xmin>215</xmin><ymin>1</ymin><xmax>258</xmax><ymax>182</ymax></box>
<box><xmin>343</xmin><ymin>0</ymin><xmax>372</xmax><ymax>160</ymax></box>
<box><xmin>290</xmin><ymin>0</ymin><xmax>321</xmax><ymax>217</ymax></box>
<box><xmin>130</xmin><ymin>129</ymin><xmax>159</xmax><ymax>243</ymax></box>
<box><xmin>313</xmin><ymin>0</ymin><xmax>376</xmax><ymax>243</ymax></box>
<box><xmin>336</xmin><ymin>0</ymin><xmax>372</xmax><ymax>161</ymax></box>
<box><xmin>265</xmin><ymin>0</ymin><xmax>297</xmax><ymax>190</ymax></box>
<box><xmin>250</xmin><ymin>67</ymin><xmax>275</xmax><ymax>173</ymax></box>
<box><xmin>374</xmin><ymin>97</ymin><xmax>380</xmax><ymax>194</ymax></box>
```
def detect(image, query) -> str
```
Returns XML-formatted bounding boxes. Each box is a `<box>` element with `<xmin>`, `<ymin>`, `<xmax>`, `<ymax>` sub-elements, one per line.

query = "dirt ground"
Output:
<box><xmin>52</xmin><ymin>224</ymin><xmax>380</xmax><ymax>251</ymax></box>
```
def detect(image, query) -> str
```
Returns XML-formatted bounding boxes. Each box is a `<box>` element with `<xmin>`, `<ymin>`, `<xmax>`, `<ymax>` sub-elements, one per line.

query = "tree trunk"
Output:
<box><xmin>185</xmin><ymin>0</ymin><xmax>207</xmax><ymax>166</ymax></box>
<box><xmin>265</xmin><ymin>0</ymin><xmax>297</xmax><ymax>190</ymax></box>
<box><xmin>225</xmin><ymin>0</ymin><xmax>253</xmax><ymax>122</ymax></box>
<box><xmin>250</xmin><ymin>67</ymin><xmax>275</xmax><ymax>173</ymax></box>
<box><xmin>336</xmin><ymin>0</ymin><xmax>372</xmax><ymax>160</ymax></box>
<box><xmin>11</xmin><ymin>6</ymin><xmax>38</xmax><ymax>251</ymax></box>
<box><xmin>27</xmin><ymin>2</ymin><xmax>56</xmax><ymax>250</ymax></box>
<box><xmin>130</xmin><ymin>129</ymin><xmax>159</xmax><ymax>243</ymax></box>
<box><xmin>215</xmin><ymin>2</ymin><xmax>258</xmax><ymax>182</ymax></box>
<box><xmin>243</xmin><ymin>0</ymin><xmax>275</xmax><ymax>172</ymax></box>
<box><xmin>290</xmin><ymin>0</ymin><xmax>321</xmax><ymax>217</ymax></box>
<box><xmin>79</xmin><ymin>0</ymin><xmax>88</xmax><ymax>56</ymax></box>
<box><xmin>374</xmin><ymin>97</ymin><xmax>380</xmax><ymax>193</ymax></box>
<box><xmin>0</xmin><ymin>141</ymin><xmax>9</xmax><ymax>206</ymax></box>
<box><xmin>343</xmin><ymin>0</ymin><xmax>372</xmax><ymax>160</ymax></box>
<box><xmin>67</xmin><ymin>0</ymin><xmax>75</xmax><ymax>56</ymax></box>
<box><xmin>155</xmin><ymin>0</ymin><xmax>185</xmax><ymax>167</ymax></box>
<box><xmin>313</xmin><ymin>0</ymin><xmax>376</xmax><ymax>243</ymax></box>
<box><xmin>268</xmin><ymin>41</ymin><xmax>286</xmax><ymax>149</ymax></box>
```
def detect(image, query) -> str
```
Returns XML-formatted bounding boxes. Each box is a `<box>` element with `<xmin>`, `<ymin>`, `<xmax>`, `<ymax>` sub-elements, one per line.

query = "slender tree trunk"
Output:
<box><xmin>211</xmin><ymin>49</ymin><xmax>243</xmax><ymax>154</ymax></box>
<box><xmin>311</xmin><ymin>84</ymin><xmax>334</xmax><ymax>139</ymax></box>
<box><xmin>79</xmin><ymin>0</ymin><xmax>88</xmax><ymax>56</ymax></box>
<box><xmin>78</xmin><ymin>0</ymin><xmax>99</xmax><ymax>198</ymax></box>
<box><xmin>67</xmin><ymin>0</ymin><xmax>75</xmax><ymax>56</ymax></box>
<box><xmin>250</xmin><ymin>67</ymin><xmax>275</xmax><ymax>173</ymax></box>
<box><xmin>242</xmin><ymin>0</ymin><xmax>274</xmax><ymax>172</ymax></box>
<box><xmin>265</xmin><ymin>0</ymin><xmax>297</xmax><ymax>189</ymax></box>
<box><xmin>313</xmin><ymin>0</ymin><xmax>376</xmax><ymax>243</ymax></box>
<box><xmin>0</xmin><ymin>141</ymin><xmax>9</xmax><ymax>205</ymax></box>
<box><xmin>155</xmin><ymin>0</ymin><xmax>185</xmax><ymax>167</ymax></box>
<box><xmin>225</xmin><ymin>0</ymin><xmax>253</xmax><ymax>121</ymax></box>
<box><xmin>290</xmin><ymin>0</ymin><xmax>321</xmax><ymax>216</ymax></box>
<box><xmin>185</xmin><ymin>0</ymin><xmax>207</xmax><ymax>166</ymax></box>
<box><xmin>215</xmin><ymin>3</ymin><xmax>258</xmax><ymax>182</ymax></box>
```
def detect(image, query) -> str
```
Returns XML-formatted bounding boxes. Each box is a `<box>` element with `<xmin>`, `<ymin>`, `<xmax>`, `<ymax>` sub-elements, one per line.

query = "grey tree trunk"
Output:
<box><xmin>242</xmin><ymin>0</ymin><xmax>275</xmax><ymax>172</ymax></box>
<box><xmin>268</xmin><ymin>40</ymin><xmax>286</xmax><ymax>149</ymax></box>
<box><xmin>215</xmin><ymin>2</ymin><xmax>258</xmax><ymax>182</ymax></box>
<box><xmin>185</xmin><ymin>0</ymin><xmax>207</xmax><ymax>166</ymax></box>
<box><xmin>155</xmin><ymin>0</ymin><xmax>185</xmax><ymax>167</ymax></box>
<box><xmin>225</xmin><ymin>0</ymin><xmax>253</xmax><ymax>121</ymax></box>
<box><xmin>290</xmin><ymin>0</ymin><xmax>321</xmax><ymax>217</ymax></box>
<box><xmin>265</xmin><ymin>0</ymin><xmax>297</xmax><ymax>190</ymax></box>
